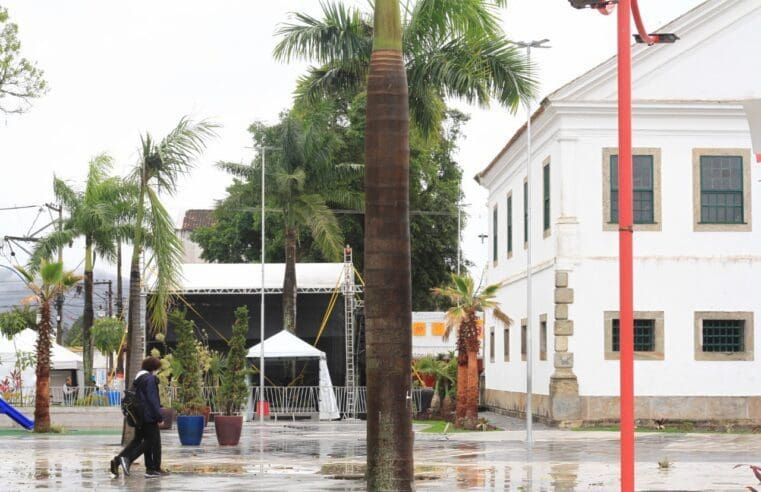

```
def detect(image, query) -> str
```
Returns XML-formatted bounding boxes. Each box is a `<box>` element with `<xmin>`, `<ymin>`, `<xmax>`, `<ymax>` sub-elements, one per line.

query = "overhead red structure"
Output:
<box><xmin>567</xmin><ymin>1</ymin><xmax>677</xmax><ymax>490</ymax></box>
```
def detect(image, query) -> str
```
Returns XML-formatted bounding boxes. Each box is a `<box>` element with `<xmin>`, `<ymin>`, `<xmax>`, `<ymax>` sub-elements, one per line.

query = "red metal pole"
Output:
<box><xmin>617</xmin><ymin>0</ymin><xmax>635</xmax><ymax>490</ymax></box>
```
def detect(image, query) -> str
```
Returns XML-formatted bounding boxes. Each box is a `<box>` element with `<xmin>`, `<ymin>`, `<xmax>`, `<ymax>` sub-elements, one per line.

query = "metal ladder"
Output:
<box><xmin>342</xmin><ymin>246</ymin><xmax>356</xmax><ymax>419</ymax></box>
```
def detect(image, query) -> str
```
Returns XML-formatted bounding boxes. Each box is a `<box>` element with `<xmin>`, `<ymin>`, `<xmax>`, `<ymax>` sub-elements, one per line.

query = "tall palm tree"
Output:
<box><xmin>274</xmin><ymin>0</ymin><xmax>534</xmax><ymax>136</ymax></box>
<box><xmin>433</xmin><ymin>274</ymin><xmax>509</xmax><ymax>429</ymax></box>
<box><xmin>30</xmin><ymin>154</ymin><xmax>132</xmax><ymax>385</ymax></box>
<box><xmin>125</xmin><ymin>117</ymin><xmax>217</xmax><ymax>387</ymax></box>
<box><xmin>219</xmin><ymin>109</ymin><xmax>359</xmax><ymax>333</ymax></box>
<box><xmin>364</xmin><ymin>1</ymin><xmax>414</xmax><ymax>489</ymax></box>
<box><xmin>15</xmin><ymin>261</ymin><xmax>79</xmax><ymax>432</ymax></box>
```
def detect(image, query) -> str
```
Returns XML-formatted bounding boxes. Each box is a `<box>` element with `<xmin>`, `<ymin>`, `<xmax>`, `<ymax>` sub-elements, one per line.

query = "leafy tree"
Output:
<box><xmin>193</xmin><ymin>102</ymin><xmax>467</xmax><ymax>310</ymax></box>
<box><xmin>218</xmin><ymin>306</ymin><xmax>249</xmax><ymax>416</ymax></box>
<box><xmin>432</xmin><ymin>274</ymin><xmax>510</xmax><ymax>429</ymax></box>
<box><xmin>31</xmin><ymin>154</ymin><xmax>134</xmax><ymax>385</ymax></box>
<box><xmin>0</xmin><ymin>306</ymin><xmax>36</xmax><ymax>339</ymax></box>
<box><xmin>14</xmin><ymin>261</ymin><xmax>80</xmax><ymax>432</ymax></box>
<box><xmin>125</xmin><ymin>117</ymin><xmax>217</xmax><ymax>391</ymax></box>
<box><xmin>63</xmin><ymin>315</ymin><xmax>83</xmax><ymax>347</ymax></box>
<box><xmin>0</xmin><ymin>6</ymin><xmax>47</xmax><ymax>114</ymax></box>
<box><xmin>170</xmin><ymin>310</ymin><xmax>205</xmax><ymax>416</ymax></box>
<box><xmin>216</xmin><ymin>109</ymin><xmax>359</xmax><ymax>333</ymax></box>
<box><xmin>92</xmin><ymin>317</ymin><xmax>124</xmax><ymax>374</ymax></box>
<box><xmin>363</xmin><ymin>0</ymin><xmax>414</xmax><ymax>488</ymax></box>
<box><xmin>274</xmin><ymin>0</ymin><xmax>533</xmax><ymax>136</ymax></box>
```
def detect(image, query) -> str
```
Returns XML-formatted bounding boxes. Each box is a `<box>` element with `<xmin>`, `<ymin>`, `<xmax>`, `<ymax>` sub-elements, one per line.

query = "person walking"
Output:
<box><xmin>111</xmin><ymin>356</ymin><xmax>164</xmax><ymax>478</ymax></box>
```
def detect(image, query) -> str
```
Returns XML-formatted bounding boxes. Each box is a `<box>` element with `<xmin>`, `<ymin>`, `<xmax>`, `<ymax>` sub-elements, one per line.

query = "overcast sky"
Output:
<box><xmin>0</xmin><ymin>0</ymin><xmax>703</xmax><ymax>311</ymax></box>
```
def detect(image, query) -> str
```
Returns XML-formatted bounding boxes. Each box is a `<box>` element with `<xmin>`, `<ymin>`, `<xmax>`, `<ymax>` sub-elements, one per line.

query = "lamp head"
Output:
<box><xmin>568</xmin><ymin>0</ymin><xmax>615</xmax><ymax>9</ymax></box>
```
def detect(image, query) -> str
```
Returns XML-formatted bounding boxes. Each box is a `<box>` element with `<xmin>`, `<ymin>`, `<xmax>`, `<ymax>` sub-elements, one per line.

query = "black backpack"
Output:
<box><xmin>121</xmin><ymin>375</ymin><xmax>146</xmax><ymax>428</ymax></box>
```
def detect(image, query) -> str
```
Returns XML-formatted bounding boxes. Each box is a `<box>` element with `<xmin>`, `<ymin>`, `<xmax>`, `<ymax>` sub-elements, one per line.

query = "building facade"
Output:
<box><xmin>476</xmin><ymin>0</ymin><xmax>761</xmax><ymax>425</ymax></box>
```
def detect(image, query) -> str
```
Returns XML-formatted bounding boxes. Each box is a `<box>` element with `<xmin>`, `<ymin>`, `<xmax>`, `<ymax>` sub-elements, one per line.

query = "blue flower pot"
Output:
<box><xmin>176</xmin><ymin>415</ymin><xmax>205</xmax><ymax>446</ymax></box>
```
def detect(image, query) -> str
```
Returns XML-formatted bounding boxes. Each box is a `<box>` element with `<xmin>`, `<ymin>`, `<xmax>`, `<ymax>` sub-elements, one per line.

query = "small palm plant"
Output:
<box><xmin>432</xmin><ymin>274</ymin><xmax>510</xmax><ymax>429</ymax></box>
<box><xmin>15</xmin><ymin>261</ymin><xmax>80</xmax><ymax>432</ymax></box>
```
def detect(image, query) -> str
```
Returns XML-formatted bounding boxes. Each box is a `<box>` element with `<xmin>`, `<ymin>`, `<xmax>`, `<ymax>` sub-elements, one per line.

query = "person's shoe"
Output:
<box><xmin>119</xmin><ymin>456</ymin><xmax>130</xmax><ymax>477</ymax></box>
<box><xmin>109</xmin><ymin>458</ymin><xmax>119</xmax><ymax>477</ymax></box>
<box><xmin>144</xmin><ymin>470</ymin><xmax>161</xmax><ymax>478</ymax></box>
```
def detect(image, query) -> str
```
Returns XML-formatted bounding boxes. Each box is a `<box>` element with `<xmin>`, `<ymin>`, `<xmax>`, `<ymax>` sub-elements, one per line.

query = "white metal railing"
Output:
<box><xmin>251</xmin><ymin>386</ymin><xmax>369</xmax><ymax>419</ymax></box>
<box><xmin>2</xmin><ymin>386</ymin><xmax>124</xmax><ymax>407</ymax></box>
<box><xmin>3</xmin><ymin>385</ymin><xmax>426</xmax><ymax>414</ymax></box>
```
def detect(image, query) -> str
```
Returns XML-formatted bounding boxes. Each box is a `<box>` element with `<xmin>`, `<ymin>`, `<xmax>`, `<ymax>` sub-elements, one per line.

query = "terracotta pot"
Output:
<box><xmin>202</xmin><ymin>406</ymin><xmax>211</xmax><ymax>427</ymax></box>
<box><xmin>159</xmin><ymin>408</ymin><xmax>175</xmax><ymax>430</ymax></box>
<box><xmin>214</xmin><ymin>415</ymin><xmax>243</xmax><ymax>446</ymax></box>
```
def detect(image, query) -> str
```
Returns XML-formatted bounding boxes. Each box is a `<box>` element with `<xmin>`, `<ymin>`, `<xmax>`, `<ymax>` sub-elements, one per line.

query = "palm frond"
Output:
<box><xmin>216</xmin><ymin>160</ymin><xmax>254</xmax><ymax>178</ymax></box>
<box><xmin>52</xmin><ymin>177</ymin><xmax>80</xmax><ymax>211</ymax></box>
<box><xmin>493</xmin><ymin>307</ymin><xmax>511</xmax><ymax>326</ymax></box>
<box><xmin>144</xmin><ymin>117</ymin><xmax>219</xmax><ymax>195</ymax></box>
<box><xmin>274</xmin><ymin>1</ymin><xmax>372</xmax><ymax>65</ymax></box>
<box><xmin>28</xmin><ymin>228</ymin><xmax>77</xmax><ymax>271</ymax></box>
<box><xmin>144</xmin><ymin>187</ymin><xmax>184</xmax><ymax>334</ymax></box>
<box><xmin>295</xmin><ymin>194</ymin><xmax>344</xmax><ymax>261</ymax></box>
<box><xmin>408</xmin><ymin>81</ymin><xmax>446</xmax><ymax>138</ymax></box>
<box><xmin>405</xmin><ymin>0</ymin><xmax>504</xmax><ymax>46</ymax></box>
<box><xmin>293</xmin><ymin>61</ymin><xmax>368</xmax><ymax>106</ymax></box>
<box><xmin>411</xmin><ymin>35</ymin><xmax>534</xmax><ymax>112</ymax></box>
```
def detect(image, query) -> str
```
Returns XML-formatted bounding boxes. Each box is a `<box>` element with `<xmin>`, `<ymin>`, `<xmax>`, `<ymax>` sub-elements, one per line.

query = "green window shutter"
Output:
<box><xmin>492</xmin><ymin>206</ymin><xmax>498</xmax><ymax>262</ymax></box>
<box><xmin>543</xmin><ymin>163</ymin><xmax>550</xmax><ymax>232</ymax></box>
<box><xmin>507</xmin><ymin>195</ymin><xmax>513</xmax><ymax>255</ymax></box>
<box><xmin>610</xmin><ymin>155</ymin><xmax>654</xmax><ymax>224</ymax></box>
<box><xmin>700</xmin><ymin>156</ymin><xmax>744</xmax><ymax>224</ymax></box>
<box><xmin>523</xmin><ymin>183</ymin><xmax>528</xmax><ymax>243</ymax></box>
<box><xmin>702</xmin><ymin>319</ymin><xmax>744</xmax><ymax>352</ymax></box>
<box><xmin>612</xmin><ymin>319</ymin><xmax>655</xmax><ymax>352</ymax></box>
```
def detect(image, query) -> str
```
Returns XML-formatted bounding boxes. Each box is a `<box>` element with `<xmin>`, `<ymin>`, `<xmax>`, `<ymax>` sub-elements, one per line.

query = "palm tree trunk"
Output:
<box><xmin>115</xmin><ymin>242</ymin><xmax>125</xmax><ymax>374</ymax></box>
<box><xmin>282</xmin><ymin>225</ymin><xmax>297</xmax><ymax>333</ymax></box>
<box><xmin>455</xmin><ymin>354</ymin><xmax>467</xmax><ymax>424</ymax></box>
<box><xmin>34</xmin><ymin>301</ymin><xmax>52</xmax><ymax>433</ymax></box>
<box><xmin>464</xmin><ymin>349</ymin><xmax>479</xmax><ymax>428</ymax></box>
<box><xmin>126</xmin><ymin>179</ymin><xmax>146</xmax><ymax>385</ymax></box>
<box><xmin>365</xmin><ymin>1</ymin><xmax>413</xmax><ymax>489</ymax></box>
<box><xmin>83</xmin><ymin>236</ymin><xmax>94</xmax><ymax>386</ymax></box>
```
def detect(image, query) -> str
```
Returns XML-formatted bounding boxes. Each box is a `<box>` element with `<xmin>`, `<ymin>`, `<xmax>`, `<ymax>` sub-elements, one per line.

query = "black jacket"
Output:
<box><xmin>134</xmin><ymin>372</ymin><xmax>162</xmax><ymax>424</ymax></box>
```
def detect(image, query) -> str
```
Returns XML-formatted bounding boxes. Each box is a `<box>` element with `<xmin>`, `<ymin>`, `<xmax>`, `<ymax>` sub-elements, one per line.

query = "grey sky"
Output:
<box><xmin>0</xmin><ymin>0</ymin><xmax>702</xmax><ymax>295</ymax></box>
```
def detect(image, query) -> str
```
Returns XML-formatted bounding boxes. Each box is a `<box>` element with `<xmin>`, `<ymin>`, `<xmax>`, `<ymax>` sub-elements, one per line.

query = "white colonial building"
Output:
<box><xmin>477</xmin><ymin>0</ymin><xmax>761</xmax><ymax>425</ymax></box>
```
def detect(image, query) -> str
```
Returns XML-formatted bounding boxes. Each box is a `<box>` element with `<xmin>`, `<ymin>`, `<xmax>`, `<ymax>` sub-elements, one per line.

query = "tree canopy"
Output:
<box><xmin>193</xmin><ymin>99</ymin><xmax>467</xmax><ymax>309</ymax></box>
<box><xmin>0</xmin><ymin>6</ymin><xmax>47</xmax><ymax>114</ymax></box>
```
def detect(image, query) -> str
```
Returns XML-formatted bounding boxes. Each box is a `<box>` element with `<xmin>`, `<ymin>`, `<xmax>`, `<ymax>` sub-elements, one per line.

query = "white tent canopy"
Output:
<box><xmin>0</xmin><ymin>329</ymin><xmax>83</xmax><ymax>386</ymax></box>
<box><xmin>247</xmin><ymin>330</ymin><xmax>339</xmax><ymax>420</ymax></box>
<box><xmin>247</xmin><ymin>330</ymin><xmax>325</xmax><ymax>359</ymax></box>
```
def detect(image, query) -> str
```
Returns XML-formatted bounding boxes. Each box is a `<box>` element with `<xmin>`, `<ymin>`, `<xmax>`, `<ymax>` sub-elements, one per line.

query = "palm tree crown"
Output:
<box><xmin>218</xmin><ymin>108</ymin><xmax>360</xmax><ymax>332</ymax></box>
<box><xmin>274</xmin><ymin>0</ymin><xmax>535</xmax><ymax>135</ymax></box>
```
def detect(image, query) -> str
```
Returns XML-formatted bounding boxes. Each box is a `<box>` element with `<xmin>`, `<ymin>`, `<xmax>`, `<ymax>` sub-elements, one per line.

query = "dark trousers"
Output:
<box><xmin>117</xmin><ymin>422</ymin><xmax>161</xmax><ymax>471</ymax></box>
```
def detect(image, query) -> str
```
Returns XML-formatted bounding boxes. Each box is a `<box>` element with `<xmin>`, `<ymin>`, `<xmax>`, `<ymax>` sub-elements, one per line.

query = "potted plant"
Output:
<box><xmin>215</xmin><ymin>306</ymin><xmax>250</xmax><ymax>446</ymax></box>
<box><xmin>171</xmin><ymin>311</ymin><xmax>206</xmax><ymax>445</ymax></box>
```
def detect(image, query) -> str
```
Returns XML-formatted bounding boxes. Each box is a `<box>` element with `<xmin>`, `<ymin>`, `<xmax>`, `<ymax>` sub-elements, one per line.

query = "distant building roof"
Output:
<box><xmin>181</xmin><ymin>209</ymin><xmax>215</xmax><ymax>231</ymax></box>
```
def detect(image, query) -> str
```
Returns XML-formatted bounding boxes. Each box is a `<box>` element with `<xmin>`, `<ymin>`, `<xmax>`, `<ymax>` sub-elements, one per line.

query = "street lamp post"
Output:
<box><xmin>566</xmin><ymin>2</ymin><xmax>676</xmax><ymax>489</ymax></box>
<box><xmin>257</xmin><ymin>145</ymin><xmax>279</xmax><ymax>424</ymax></box>
<box><xmin>514</xmin><ymin>38</ymin><xmax>550</xmax><ymax>447</ymax></box>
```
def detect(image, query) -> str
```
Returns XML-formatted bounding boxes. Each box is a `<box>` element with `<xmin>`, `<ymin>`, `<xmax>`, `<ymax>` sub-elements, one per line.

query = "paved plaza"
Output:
<box><xmin>1</xmin><ymin>413</ymin><xmax>760</xmax><ymax>490</ymax></box>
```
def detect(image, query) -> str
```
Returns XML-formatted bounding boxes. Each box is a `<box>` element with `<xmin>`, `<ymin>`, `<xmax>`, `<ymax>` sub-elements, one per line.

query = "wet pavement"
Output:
<box><xmin>1</xmin><ymin>413</ymin><xmax>760</xmax><ymax>490</ymax></box>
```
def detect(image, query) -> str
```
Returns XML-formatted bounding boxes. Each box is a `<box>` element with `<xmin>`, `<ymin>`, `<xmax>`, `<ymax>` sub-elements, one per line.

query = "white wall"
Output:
<box><xmin>484</xmin><ymin>266</ymin><xmax>555</xmax><ymax>396</ymax></box>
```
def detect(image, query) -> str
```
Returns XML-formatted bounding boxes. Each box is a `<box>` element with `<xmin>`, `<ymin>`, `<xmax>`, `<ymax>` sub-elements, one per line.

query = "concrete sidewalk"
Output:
<box><xmin>0</xmin><ymin>416</ymin><xmax>760</xmax><ymax>490</ymax></box>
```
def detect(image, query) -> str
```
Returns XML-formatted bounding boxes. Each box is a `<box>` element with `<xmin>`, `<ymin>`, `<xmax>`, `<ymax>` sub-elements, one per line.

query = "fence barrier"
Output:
<box><xmin>4</xmin><ymin>385</ymin><xmax>427</xmax><ymax>416</ymax></box>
